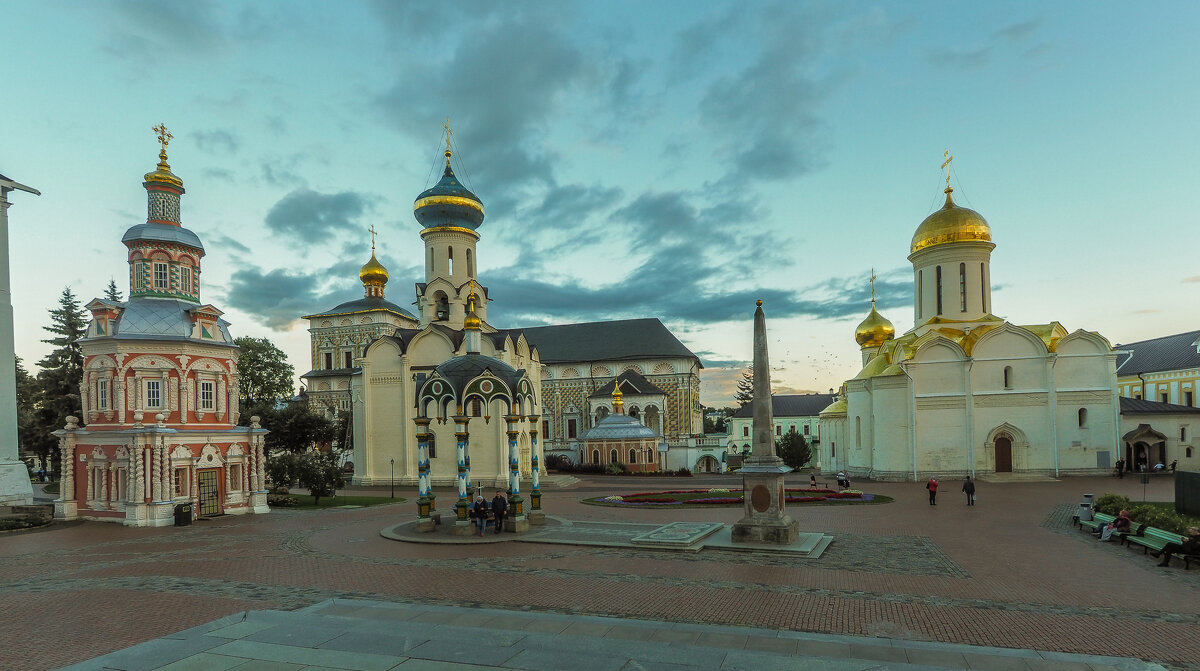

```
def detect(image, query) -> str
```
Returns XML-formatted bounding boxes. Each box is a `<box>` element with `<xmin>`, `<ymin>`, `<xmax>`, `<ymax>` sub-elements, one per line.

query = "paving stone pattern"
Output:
<box><xmin>3</xmin><ymin>475</ymin><xmax>1199</xmax><ymax>670</ymax></box>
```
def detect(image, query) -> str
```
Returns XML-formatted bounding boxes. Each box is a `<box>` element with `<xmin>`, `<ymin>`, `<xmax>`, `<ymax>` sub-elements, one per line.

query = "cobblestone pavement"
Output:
<box><xmin>3</xmin><ymin>474</ymin><xmax>1197</xmax><ymax>670</ymax></box>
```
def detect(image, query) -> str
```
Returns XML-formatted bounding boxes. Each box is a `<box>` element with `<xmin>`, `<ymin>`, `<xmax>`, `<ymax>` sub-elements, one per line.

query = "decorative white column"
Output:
<box><xmin>450</xmin><ymin>412</ymin><xmax>473</xmax><ymax>535</ymax></box>
<box><xmin>505</xmin><ymin>415</ymin><xmax>527</xmax><ymax>531</ymax></box>
<box><xmin>0</xmin><ymin>176</ymin><xmax>38</xmax><ymax>505</ymax></box>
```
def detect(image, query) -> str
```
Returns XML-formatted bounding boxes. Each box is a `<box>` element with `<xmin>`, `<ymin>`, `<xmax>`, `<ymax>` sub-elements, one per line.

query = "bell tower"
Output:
<box><xmin>413</xmin><ymin>122</ymin><xmax>487</xmax><ymax>328</ymax></box>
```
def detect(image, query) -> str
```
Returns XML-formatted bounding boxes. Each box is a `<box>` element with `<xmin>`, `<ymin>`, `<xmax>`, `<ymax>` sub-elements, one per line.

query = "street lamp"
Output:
<box><xmin>389</xmin><ymin>458</ymin><xmax>395</xmax><ymax>499</ymax></box>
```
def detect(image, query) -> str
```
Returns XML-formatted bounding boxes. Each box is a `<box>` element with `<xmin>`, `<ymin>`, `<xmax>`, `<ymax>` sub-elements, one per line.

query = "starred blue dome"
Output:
<box><xmin>413</xmin><ymin>152</ymin><xmax>485</xmax><ymax>230</ymax></box>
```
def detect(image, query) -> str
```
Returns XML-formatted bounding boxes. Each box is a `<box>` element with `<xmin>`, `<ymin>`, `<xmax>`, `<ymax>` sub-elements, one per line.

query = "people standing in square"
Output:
<box><xmin>962</xmin><ymin>476</ymin><xmax>975</xmax><ymax>506</ymax></box>
<box><xmin>926</xmin><ymin>477</ymin><xmax>939</xmax><ymax>505</ymax></box>
<box><xmin>491</xmin><ymin>490</ymin><xmax>508</xmax><ymax>534</ymax></box>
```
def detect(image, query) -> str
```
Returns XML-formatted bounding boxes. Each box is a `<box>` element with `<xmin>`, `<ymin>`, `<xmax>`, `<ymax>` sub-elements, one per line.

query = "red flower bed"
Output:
<box><xmin>622</xmin><ymin>497</ymin><xmax>677</xmax><ymax>503</ymax></box>
<box><xmin>684</xmin><ymin>497</ymin><xmax>742</xmax><ymax>504</ymax></box>
<box><xmin>784</xmin><ymin>496</ymin><xmax>825</xmax><ymax>502</ymax></box>
<box><xmin>825</xmin><ymin>492</ymin><xmax>864</xmax><ymax>499</ymax></box>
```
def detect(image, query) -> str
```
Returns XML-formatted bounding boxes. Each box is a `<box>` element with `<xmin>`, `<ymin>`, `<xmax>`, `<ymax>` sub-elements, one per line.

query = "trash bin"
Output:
<box><xmin>174</xmin><ymin>503</ymin><xmax>193</xmax><ymax>526</ymax></box>
<box><xmin>1082</xmin><ymin>493</ymin><xmax>1094</xmax><ymax>508</ymax></box>
<box><xmin>1078</xmin><ymin>502</ymin><xmax>1093</xmax><ymax>522</ymax></box>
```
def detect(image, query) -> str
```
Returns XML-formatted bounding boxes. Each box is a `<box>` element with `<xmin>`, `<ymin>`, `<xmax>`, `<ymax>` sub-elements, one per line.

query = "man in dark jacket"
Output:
<box><xmin>491</xmin><ymin>490</ymin><xmax>508</xmax><ymax>534</ymax></box>
<box><xmin>962</xmin><ymin>476</ymin><xmax>976</xmax><ymax>506</ymax></box>
<box><xmin>1154</xmin><ymin>526</ymin><xmax>1200</xmax><ymax>567</ymax></box>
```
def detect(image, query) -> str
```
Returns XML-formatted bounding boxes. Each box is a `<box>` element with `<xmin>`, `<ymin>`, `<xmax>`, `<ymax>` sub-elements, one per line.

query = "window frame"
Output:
<box><xmin>199</xmin><ymin>380</ymin><xmax>215</xmax><ymax>412</ymax></box>
<box><xmin>144</xmin><ymin>378</ymin><xmax>163</xmax><ymax>410</ymax></box>
<box><xmin>153</xmin><ymin>262</ymin><xmax>169</xmax><ymax>290</ymax></box>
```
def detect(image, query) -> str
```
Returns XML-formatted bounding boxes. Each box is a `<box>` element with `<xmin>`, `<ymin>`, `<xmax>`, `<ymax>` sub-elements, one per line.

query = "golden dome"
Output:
<box><xmin>358</xmin><ymin>251</ymin><xmax>389</xmax><ymax>286</ymax></box>
<box><xmin>910</xmin><ymin>188</ymin><xmax>990</xmax><ymax>254</ymax></box>
<box><xmin>463</xmin><ymin>291</ymin><xmax>481</xmax><ymax>330</ymax></box>
<box><xmin>855</xmin><ymin>304</ymin><xmax>895</xmax><ymax>348</ymax></box>
<box><xmin>143</xmin><ymin>149</ymin><xmax>184</xmax><ymax>188</ymax></box>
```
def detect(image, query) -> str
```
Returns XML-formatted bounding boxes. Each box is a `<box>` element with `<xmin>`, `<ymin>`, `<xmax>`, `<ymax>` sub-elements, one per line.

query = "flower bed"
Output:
<box><xmin>585</xmin><ymin>488</ymin><xmax>883</xmax><ymax>507</ymax></box>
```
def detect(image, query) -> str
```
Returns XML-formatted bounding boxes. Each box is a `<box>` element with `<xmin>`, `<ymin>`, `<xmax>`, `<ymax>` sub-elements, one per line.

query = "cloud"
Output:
<box><xmin>263</xmin><ymin>189</ymin><xmax>373</xmax><ymax>243</ymax></box>
<box><xmin>1183</xmin><ymin>275</ymin><xmax>1200</xmax><ymax>284</ymax></box>
<box><xmin>222</xmin><ymin>268</ymin><xmax>325</xmax><ymax>330</ymax></box>
<box><xmin>209</xmin><ymin>234</ymin><xmax>251</xmax><ymax>256</ymax></box>
<box><xmin>192</xmin><ymin>129</ymin><xmax>239</xmax><ymax>154</ymax></box>
<box><xmin>925</xmin><ymin>18</ymin><xmax>1043</xmax><ymax>70</ymax></box>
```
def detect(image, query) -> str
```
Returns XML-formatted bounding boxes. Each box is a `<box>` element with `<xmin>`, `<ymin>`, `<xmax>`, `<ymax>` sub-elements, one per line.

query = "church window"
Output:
<box><xmin>471</xmin><ymin>398</ymin><xmax>482</xmax><ymax>416</ymax></box>
<box><xmin>790</xmin><ymin>424</ymin><xmax>796</xmax><ymax>433</ymax></box>
<box><xmin>448</xmin><ymin>247</ymin><xmax>454</xmax><ymax>275</ymax></box>
<box><xmin>344</xmin><ymin>351</ymin><xmax>353</xmax><ymax>368</ymax></box>
<box><xmin>428</xmin><ymin>247</ymin><xmax>434</xmax><ymax>270</ymax></box>
<box><xmin>917</xmin><ymin>270</ymin><xmax>923</xmax><ymax>319</ymax></box>
<box><xmin>1161</xmin><ymin>391</ymin><xmax>1169</xmax><ymax>403</ymax></box>
<box><xmin>427</xmin><ymin>434</ymin><xmax>436</xmax><ymax>458</ymax></box>
<box><xmin>180</xmin><ymin>266</ymin><xmax>192</xmax><ymax>294</ymax></box>
<box><xmin>609</xmin><ymin>448</ymin><xmax>618</xmax><ymax>463</ymax></box>
<box><xmin>1078</xmin><ymin>408</ymin><xmax>1087</xmax><ymax>428</ymax></box>
<box><xmin>980</xmin><ymin>264</ymin><xmax>987</xmax><ymax>312</ymax></box>
<box><xmin>591</xmin><ymin>448</ymin><xmax>599</xmax><ymax>463</ymax></box>
<box><xmin>1185</xmin><ymin>391</ymin><xmax>1194</xmax><ymax>406</ymax></box>
<box><xmin>324</xmin><ymin>352</ymin><xmax>333</xmax><ymax>370</ymax></box>
<box><xmin>742</xmin><ymin>426</ymin><xmax>749</xmax><ymax>437</ymax></box>
<box><xmin>541</xmin><ymin>420</ymin><xmax>550</xmax><ymax>439</ymax></box>
<box><xmin>803</xmin><ymin>424</ymin><xmax>810</xmax><ymax>435</ymax></box>
<box><xmin>776</xmin><ymin>425</ymin><xmax>782</xmax><ymax>436</ymax></box>
<box><xmin>229</xmin><ymin>464</ymin><xmax>243</xmax><ymax>491</ymax></box>
<box><xmin>153</xmin><ymin>262</ymin><xmax>169</xmax><ymax>290</ymax></box>
<box><xmin>855</xmin><ymin>417</ymin><xmax>861</xmax><ymax>447</ymax></box>
<box><xmin>596</xmin><ymin>406</ymin><xmax>609</xmax><ymax>423</ymax></box>
<box><xmin>97</xmin><ymin>379</ymin><xmax>109</xmax><ymax>411</ymax></box>
<box><xmin>1003</xmin><ymin>366</ymin><xmax>1013</xmax><ymax>389</ymax></box>
<box><xmin>174</xmin><ymin>467</ymin><xmax>189</xmax><ymax>497</ymax></box>
<box><xmin>959</xmin><ymin>263</ymin><xmax>967</xmax><ymax>312</ymax></box>
<box><xmin>568</xmin><ymin>418</ymin><xmax>578</xmax><ymax>438</ymax></box>
<box><xmin>831</xmin><ymin>441</ymin><xmax>835</xmax><ymax>457</ymax></box>
<box><xmin>145</xmin><ymin>379</ymin><xmax>162</xmax><ymax>409</ymax></box>
<box><xmin>1181</xmin><ymin>427</ymin><xmax>1187</xmax><ymax>441</ymax></box>
<box><xmin>200</xmin><ymin>381</ymin><xmax>215</xmax><ymax>411</ymax></box>
<box><xmin>629</xmin><ymin>449</ymin><xmax>637</xmax><ymax>463</ymax></box>
<box><xmin>1187</xmin><ymin>447</ymin><xmax>1194</xmax><ymax>458</ymax></box>
<box><xmin>434</xmin><ymin>291</ymin><xmax>449</xmax><ymax>321</ymax></box>
<box><xmin>629</xmin><ymin>407</ymin><xmax>639</xmax><ymax>420</ymax></box>
<box><xmin>935</xmin><ymin>266</ymin><xmax>943</xmax><ymax>315</ymax></box>
<box><xmin>466</xmin><ymin>249</ymin><xmax>474</xmax><ymax>277</ymax></box>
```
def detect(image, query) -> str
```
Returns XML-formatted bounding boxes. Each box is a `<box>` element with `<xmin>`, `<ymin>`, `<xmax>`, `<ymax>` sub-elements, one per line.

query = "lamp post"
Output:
<box><xmin>389</xmin><ymin>458</ymin><xmax>395</xmax><ymax>499</ymax></box>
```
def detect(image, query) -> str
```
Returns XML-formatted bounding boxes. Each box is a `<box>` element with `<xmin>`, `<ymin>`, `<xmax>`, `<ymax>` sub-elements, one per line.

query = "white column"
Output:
<box><xmin>0</xmin><ymin>181</ymin><xmax>37</xmax><ymax>505</ymax></box>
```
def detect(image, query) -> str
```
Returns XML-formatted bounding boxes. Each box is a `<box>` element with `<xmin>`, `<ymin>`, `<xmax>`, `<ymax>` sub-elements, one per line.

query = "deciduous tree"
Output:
<box><xmin>234</xmin><ymin>336</ymin><xmax>295</xmax><ymax>406</ymax></box>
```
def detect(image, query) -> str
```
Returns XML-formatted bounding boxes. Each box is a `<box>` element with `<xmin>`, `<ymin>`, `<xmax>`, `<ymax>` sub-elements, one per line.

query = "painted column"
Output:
<box><xmin>452</xmin><ymin>413</ymin><xmax>471</xmax><ymax>532</ymax></box>
<box><xmin>505</xmin><ymin>414</ymin><xmax>526</xmax><ymax>530</ymax></box>
<box><xmin>414</xmin><ymin>417</ymin><xmax>433</xmax><ymax>530</ymax></box>
<box><xmin>527</xmin><ymin>415</ymin><xmax>542</xmax><ymax>513</ymax></box>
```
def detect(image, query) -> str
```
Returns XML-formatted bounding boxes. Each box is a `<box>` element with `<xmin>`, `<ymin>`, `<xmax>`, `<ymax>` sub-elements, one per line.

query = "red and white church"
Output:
<box><xmin>53</xmin><ymin>129</ymin><xmax>268</xmax><ymax>526</ymax></box>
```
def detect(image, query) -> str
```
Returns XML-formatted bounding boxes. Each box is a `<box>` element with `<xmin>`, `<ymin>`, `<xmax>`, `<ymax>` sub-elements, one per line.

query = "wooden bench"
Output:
<box><xmin>1114</xmin><ymin>522</ymin><xmax>1147</xmax><ymax>545</ymax></box>
<box><xmin>1125</xmin><ymin>527</ymin><xmax>1182</xmax><ymax>555</ymax></box>
<box><xmin>1075</xmin><ymin>512</ymin><xmax>1114</xmax><ymax>533</ymax></box>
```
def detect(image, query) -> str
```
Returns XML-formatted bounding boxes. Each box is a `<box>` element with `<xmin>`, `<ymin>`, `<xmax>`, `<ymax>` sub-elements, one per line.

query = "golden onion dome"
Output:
<box><xmin>910</xmin><ymin>188</ymin><xmax>990</xmax><ymax>254</ymax></box>
<box><xmin>462</xmin><ymin>291</ymin><xmax>481</xmax><ymax>330</ymax></box>
<box><xmin>143</xmin><ymin>149</ymin><xmax>184</xmax><ymax>188</ymax></box>
<box><xmin>358</xmin><ymin>251</ymin><xmax>389</xmax><ymax>286</ymax></box>
<box><xmin>855</xmin><ymin>304</ymin><xmax>895</xmax><ymax>348</ymax></box>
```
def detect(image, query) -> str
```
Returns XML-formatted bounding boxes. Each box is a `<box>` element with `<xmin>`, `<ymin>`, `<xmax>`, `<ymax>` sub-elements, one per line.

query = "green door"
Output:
<box><xmin>197</xmin><ymin>469</ymin><xmax>221</xmax><ymax>516</ymax></box>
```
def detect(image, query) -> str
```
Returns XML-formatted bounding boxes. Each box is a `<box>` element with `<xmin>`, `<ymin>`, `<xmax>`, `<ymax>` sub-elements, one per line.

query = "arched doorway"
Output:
<box><xmin>994</xmin><ymin>435</ymin><xmax>1013</xmax><ymax>473</ymax></box>
<box><xmin>695</xmin><ymin>455</ymin><xmax>720</xmax><ymax>473</ymax></box>
<box><xmin>1122</xmin><ymin>424</ymin><xmax>1167</xmax><ymax>472</ymax></box>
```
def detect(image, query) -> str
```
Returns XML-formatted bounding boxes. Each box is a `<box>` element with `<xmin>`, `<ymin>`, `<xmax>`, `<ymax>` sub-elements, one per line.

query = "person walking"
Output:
<box><xmin>962</xmin><ymin>476</ymin><xmax>975</xmax><ymax>506</ymax></box>
<box><xmin>471</xmin><ymin>495</ymin><xmax>489</xmax><ymax>537</ymax></box>
<box><xmin>491</xmin><ymin>490</ymin><xmax>508</xmax><ymax>534</ymax></box>
<box><xmin>926</xmin><ymin>477</ymin><xmax>939</xmax><ymax>505</ymax></box>
<box><xmin>1170</xmin><ymin>459</ymin><xmax>1178</xmax><ymax>473</ymax></box>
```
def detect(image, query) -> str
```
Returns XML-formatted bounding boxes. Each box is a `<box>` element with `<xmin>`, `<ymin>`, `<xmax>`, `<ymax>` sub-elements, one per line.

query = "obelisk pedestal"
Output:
<box><xmin>731</xmin><ymin>300</ymin><xmax>799</xmax><ymax>544</ymax></box>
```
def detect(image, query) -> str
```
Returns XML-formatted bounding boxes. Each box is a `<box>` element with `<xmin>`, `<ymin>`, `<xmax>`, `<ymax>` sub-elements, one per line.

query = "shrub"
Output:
<box><xmin>675</xmin><ymin>467</ymin><xmax>692</xmax><ymax>477</ymax></box>
<box><xmin>267</xmin><ymin>494</ymin><xmax>298</xmax><ymax>507</ymax></box>
<box><xmin>1093</xmin><ymin>493</ymin><xmax>1131</xmax><ymax>516</ymax></box>
<box><xmin>605</xmin><ymin>462</ymin><xmax>627</xmax><ymax>475</ymax></box>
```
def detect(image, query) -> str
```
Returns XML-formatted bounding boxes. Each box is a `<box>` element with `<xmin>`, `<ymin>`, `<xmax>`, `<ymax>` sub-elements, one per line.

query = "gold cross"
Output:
<box><xmin>368</xmin><ymin>224</ymin><xmax>378</xmax><ymax>251</ymax></box>
<box><xmin>870</xmin><ymin>268</ymin><xmax>877</xmax><ymax>305</ymax></box>
<box><xmin>941</xmin><ymin>149</ymin><xmax>953</xmax><ymax>189</ymax></box>
<box><xmin>152</xmin><ymin>123</ymin><xmax>173</xmax><ymax>152</ymax></box>
<box><xmin>443</xmin><ymin>117</ymin><xmax>453</xmax><ymax>153</ymax></box>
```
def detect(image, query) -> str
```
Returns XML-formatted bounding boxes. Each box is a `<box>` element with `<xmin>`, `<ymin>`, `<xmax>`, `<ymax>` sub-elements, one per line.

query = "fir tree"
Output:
<box><xmin>103</xmin><ymin>278</ymin><xmax>123</xmax><ymax>302</ymax></box>
<box><xmin>37</xmin><ymin>287</ymin><xmax>88</xmax><ymax>426</ymax></box>
<box><xmin>15</xmin><ymin>356</ymin><xmax>55</xmax><ymax>472</ymax></box>
<box><xmin>734</xmin><ymin>365</ymin><xmax>754</xmax><ymax>407</ymax></box>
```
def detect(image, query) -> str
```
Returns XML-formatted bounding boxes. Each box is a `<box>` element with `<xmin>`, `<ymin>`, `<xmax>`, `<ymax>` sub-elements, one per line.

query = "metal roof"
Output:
<box><xmin>86</xmin><ymin>297</ymin><xmax>234</xmax><ymax>345</ymax></box>
<box><xmin>579</xmin><ymin>413</ymin><xmax>659</xmax><ymax>440</ymax></box>
<box><xmin>305</xmin><ymin>296</ymin><xmax>417</xmax><ymax>320</ymax></box>
<box><xmin>121</xmin><ymin>223</ymin><xmax>205</xmax><ymax>252</ymax></box>
<box><xmin>1119</xmin><ymin>396</ymin><xmax>1200</xmax><ymax>415</ymax></box>
<box><xmin>588</xmin><ymin>370</ymin><xmax>668</xmax><ymax>398</ymax></box>
<box><xmin>517</xmin><ymin>318</ymin><xmax>699</xmax><ymax>365</ymax></box>
<box><xmin>1115</xmin><ymin>329</ymin><xmax>1200</xmax><ymax>376</ymax></box>
<box><xmin>733</xmin><ymin>393</ymin><xmax>839</xmax><ymax>419</ymax></box>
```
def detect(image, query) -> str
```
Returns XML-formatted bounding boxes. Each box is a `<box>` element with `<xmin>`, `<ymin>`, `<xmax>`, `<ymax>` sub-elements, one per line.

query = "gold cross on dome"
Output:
<box><xmin>870</xmin><ymin>268</ymin><xmax>877</xmax><ymax>304</ymax></box>
<box><xmin>443</xmin><ymin>117</ymin><xmax>454</xmax><ymax>153</ymax></box>
<box><xmin>941</xmin><ymin>149</ymin><xmax>954</xmax><ymax>189</ymax></box>
<box><xmin>153</xmin><ymin>123</ymin><xmax>173</xmax><ymax>151</ymax></box>
<box><xmin>368</xmin><ymin>224</ymin><xmax>378</xmax><ymax>251</ymax></box>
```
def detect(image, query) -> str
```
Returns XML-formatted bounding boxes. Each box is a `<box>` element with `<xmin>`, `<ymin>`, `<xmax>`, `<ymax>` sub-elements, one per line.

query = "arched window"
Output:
<box><xmin>448</xmin><ymin>247</ymin><xmax>454</xmax><ymax>275</ymax></box>
<box><xmin>855</xmin><ymin>416</ymin><xmax>862</xmax><ymax>447</ymax></box>
<box><xmin>959</xmin><ymin>262</ymin><xmax>967</xmax><ymax>312</ymax></box>
<box><xmin>629</xmin><ymin>449</ymin><xmax>637</xmax><ymax>463</ymax></box>
<box><xmin>596</xmin><ymin>406</ymin><xmax>609</xmax><ymax>424</ymax></box>
<box><xmin>427</xmin><ymin>433</ymin><xmax>436</xmax><ymax>459</ymax></box>
<box><xmin>1078</xmin><ymin>408</ymin><xmax>1087</xmax><ymax>428</ymax></box>
<box><xmin>609</xmin><ymin>448</ymin><xmax>618</xmax><ymax>463</ymax></box>
<box><xmin>471</xmin><ymin>398</ymin><xmax>482</xmax><ymax>417</ymax></box>
<box><xmin>433</xmin><ymin>291</ymin><xmax>449</xmax><ymax>321</ymax></box>
<box><xmin>935</xmin><ymin>265</ymin><xmax>943</xmax><ymax>315</ymax></box>
<box><xmin>591</xmin><ymin>449</ymin><xmax>599</xmax><ymax>464</ymax></box>
<box><xmin>1003</xmin><ymin>366</ymin><xmax>1013</xmax><ymax>389</ymax></box>
<box><xmin>980</xmin><ymin>263</ymin><xmax>987</xmax><ymax>312</ymax></box>
<box><xmin>466</xmin><ymin>249</ymin><xmax>473</xmax><ymax>277</ymax></box>
<box><xmin>629</xmin><ymin>407</ymin><xmax>639</xmax><ymax>420</ymax></box>
<box><xmin>742</xmin><ymin>426</ymin><xmax>749</xmax><ymax>437</ymax></box>
<box><xmin>1187</xmin><ymin>447</ymin><xmax>1193</xmax><ymax>458</ymax></box>
<box><xmin>917</xmin><ymin>270</ymin><xmax>923</xmax><ymax>319</ymax></box>
<box><xmin>429</xmin><ymin>247</ymin><xmax>434</xmax><ymax>270</ymax></box>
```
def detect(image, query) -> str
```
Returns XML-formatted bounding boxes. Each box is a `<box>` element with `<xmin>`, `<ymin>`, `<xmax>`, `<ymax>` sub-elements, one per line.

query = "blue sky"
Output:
<box><xmin>3</xmin><ymin>1</ymin><xmax>1197</xmax><ymax>405</ymax></box>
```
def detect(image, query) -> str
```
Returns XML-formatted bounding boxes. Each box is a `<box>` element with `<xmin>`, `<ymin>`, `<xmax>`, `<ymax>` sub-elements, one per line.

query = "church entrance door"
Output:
<box><xmin>994</xmin><ymin>436</ymin><xmax>1013</xmax><ymax>473</ymax></box>
<box><xmin>197</xmin><ymin>468</ymin><xmax>222</xmax><ymax>516</ymax></box>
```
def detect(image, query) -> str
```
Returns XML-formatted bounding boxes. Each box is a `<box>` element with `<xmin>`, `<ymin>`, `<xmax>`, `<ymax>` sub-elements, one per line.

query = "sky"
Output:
<box><xmin>2</xmin><ymin>1</ymin><xmax>1198</xmax><ymax>407</ymax></box>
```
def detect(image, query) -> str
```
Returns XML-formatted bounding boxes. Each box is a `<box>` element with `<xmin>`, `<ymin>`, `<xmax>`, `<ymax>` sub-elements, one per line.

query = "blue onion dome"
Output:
<box><xmin>413</xmin><ymin>150</ymin><xmax>485</xmax><ymax>230</ymax></box>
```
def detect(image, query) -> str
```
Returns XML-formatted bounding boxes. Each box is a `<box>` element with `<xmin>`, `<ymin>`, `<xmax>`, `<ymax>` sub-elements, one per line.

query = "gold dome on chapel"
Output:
<box><xmin>358</xmin><ymin>251</ymin><xmax>389</xmax><ymax>286</ymax></box>
<box><xmin>910</xmin><ymin>187</ymin><xmax>991</xmax><ymax>254</ymax></box>
<box><xmin>855</xmin><ymin>304</ymin><xmax>895</xmax><ymax>348</ymax></box>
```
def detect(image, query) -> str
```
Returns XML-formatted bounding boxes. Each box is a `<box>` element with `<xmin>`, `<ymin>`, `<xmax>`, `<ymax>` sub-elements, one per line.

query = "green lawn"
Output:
<box><xmin>277</xmin><ymin>494</ymin><xmax>406</xmax><ymax>509</ymax></box>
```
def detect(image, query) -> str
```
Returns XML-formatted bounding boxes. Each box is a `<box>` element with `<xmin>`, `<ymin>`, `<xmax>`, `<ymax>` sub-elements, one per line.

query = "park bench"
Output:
<box><xmin>1114</xmin><ymin>522</ymin><xmax>1147</xmax><ymax>545</ymax></box>
<box><xmin>1075</xmin><ymin>512</ymin><xmax>1114</xmax><ymax>533</ymax></box>
<box><xmin>1125</xmin><ymin>527</ymin><xmax>1181</xmax><ymax>555</ymax></box>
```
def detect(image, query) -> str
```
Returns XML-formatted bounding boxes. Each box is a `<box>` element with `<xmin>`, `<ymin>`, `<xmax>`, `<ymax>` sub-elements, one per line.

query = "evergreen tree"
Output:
<box><xmin>37</xmin><ymin>287</ymin><xmax>87</xmax><ymax>423</ymax></box>
<box><xmin>776</xmin><ymin>429</ymin><xmax>812</xmax><ymax>470</ymax></box>
<box><xmin>15</xmin><ymin>356</ymin><xmax>54</xmax><ymax>473</ymax></box>
<box><xmin>103</xmin><ymin>278</ymin><xmax>123</xmax><ymax>302</ymax></box>
<box><xmin>734</xmin><ymin>365</ymin><xmax>754</xmax><ymax>407</ymax></box>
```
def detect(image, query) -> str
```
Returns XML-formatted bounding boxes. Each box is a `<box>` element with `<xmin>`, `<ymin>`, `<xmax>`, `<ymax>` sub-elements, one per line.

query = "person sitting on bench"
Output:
<box><xmin>1154</xmin><ymin>526</ymin><xmax>1200</xmax><ymax>567</ymax></box>
<box><xmin>1097</xmin><ymin>509</ymin><xmax>1130</xmax><ymax>541</ymax></box>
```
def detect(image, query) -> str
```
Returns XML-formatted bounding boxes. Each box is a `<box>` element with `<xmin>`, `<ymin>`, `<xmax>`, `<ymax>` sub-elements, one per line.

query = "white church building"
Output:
<box><xmin>819</xmin><ymin>174</ymin><xmax>1120</xmax><ymax>480</ymax></box>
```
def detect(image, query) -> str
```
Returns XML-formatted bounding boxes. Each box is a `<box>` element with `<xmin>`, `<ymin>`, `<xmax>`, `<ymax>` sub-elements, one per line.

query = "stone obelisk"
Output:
<box><xmin>0</xmin><ymin>174</ymin><xmax>40</xmax><ymax>506</ymax></box>
<box><xmin>731</xmin><ymin>300</ymin><xmax>799</xmax><ymax>544</ymax></box>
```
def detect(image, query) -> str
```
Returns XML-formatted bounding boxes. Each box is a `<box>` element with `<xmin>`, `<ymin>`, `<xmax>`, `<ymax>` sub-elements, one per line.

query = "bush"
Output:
<box><xmin>267</xmin><ymin>494</ymin><xmax>298</xmax><ymax>507</ymax></box>
<box><xmin>266</xmin><ymin>453</ymin><xmax>301</xmax><ymax>489</ymax></box>
<box><xmin>676</xmin><ymin>467</ymin><xmax>692</xmax><ymax>477</ymax></box>
<box><xmin>605</xmin><ymin>462</ymin><xmax>627</xmax><ymax>475</ymax></box>
<box><xmin>1094</xmin><ymin>493</ymin><xmax>1199</xmax><ymax>535</ymax></box>
<box><xmin>1093</xmin><ymin>493</ymin><xmax>1131</xmax><ymax>516</ymax></box>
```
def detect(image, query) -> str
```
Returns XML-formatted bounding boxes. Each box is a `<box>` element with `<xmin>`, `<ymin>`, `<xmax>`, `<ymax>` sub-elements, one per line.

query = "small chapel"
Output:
<box><xmin>53</xmin><ymin>128</ymin><xmax>269</xmax><ymax>525</ymax></box>
<box><xmin>819</xmin><ymin>157</ymin><xmax>1121</xmax><ymax>480</ymax></box>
